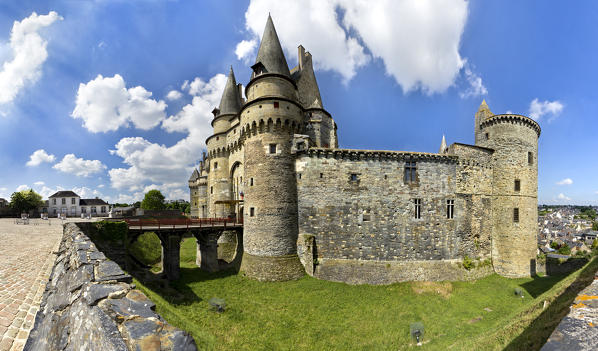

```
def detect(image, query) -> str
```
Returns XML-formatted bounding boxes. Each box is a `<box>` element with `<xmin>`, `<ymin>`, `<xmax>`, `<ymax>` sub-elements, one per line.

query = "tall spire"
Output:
<box><xmin>253</xmin><ymin>14</ymin><xmax>290</xmax><ymax>77</ymax></box>
<box><xmin>477</xmin><ymin>99</ymin><xmax>492</xmax><ymax>115</ymax></box>
<box><xmin>218</xmin><ymin>66</ymin><xmax>242</xmax><ymax>116</ymax></box>
<box><xmin>439</xmin><ymin>134</ymin><xmax>447</xmax><ymax>153</ymax></box>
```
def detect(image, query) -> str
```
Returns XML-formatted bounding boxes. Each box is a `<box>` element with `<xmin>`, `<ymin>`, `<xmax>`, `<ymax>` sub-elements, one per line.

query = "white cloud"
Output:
<box><xmin>166</xmin><ymin>90</ymin><xmax>182</xmax><ymax>101</ymax></box>
<box><xmin>557</xmin><ymin>193</ymin><xmax>571</xmax><ymax>202</ymax></box>
<box><xmin>239</xmin><ymin>0</ymin><xmax>468</xmax><ymax>92</ymax></box>
<box><xmin>528</xmin><ymin>98</ymin><xmax>564</xmax><ymax>121</ymax></box>
<box><xmin>26</xmin><ymin>149</ymin><xmax>55</xmax><ymax>166</ymax></box>
<box><xmin>33</xmin><ymin>181</ymin><xmax>45</xmax><ymax>186</ymax></box>
<box><xmin>71</xmin><ymin>74</ymin><xmax>167</xmax><ymax>133</ymax></box>
<box><xmin>108</xmin><ymin>73</ymin><xmax>226</xmax><ymax>199</ymax></box>
<box><xmin>36</xmin><ymin>185</ymin><xmax>64</xmax><ymax>199</ymax></box>
<box><xmin>72</xmin><ymin>186</ymin><xmax>102</xmax><ymax>199</ymax></box>
<box><xmin>53</xmin><ymin>154</ymin><xmax>107</xmax><ymax>177</ymax></box>
<box><xmin>0</xmin><ymin>11</ymin><xmax>62</xmax><ymax>105</ymax></box>
<box><xmin>556</xmin><ymin>178</ymin><xmax>573</xmax><ymax>186</ymax></box>
<box><xmin>16</xmin><ymin>184</ymin><xmax>29</xmax><ymax>191</ymax></box>
<box><xmin>459</xmin><ymin>67</ymin><xmax>487</xmax><ymax>99</ymax></box>
<box><xmin>235</xmin><ymin>39</ymin><xmax>257</xmax><ymax>62</ymax></box>
<box><xmin>98</xmin><ymin>184</ymin><xmax>105</xmax><ymax>188</ymax></box>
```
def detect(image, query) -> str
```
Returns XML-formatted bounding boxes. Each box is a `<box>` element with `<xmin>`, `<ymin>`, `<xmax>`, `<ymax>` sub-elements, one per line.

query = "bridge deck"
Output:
<box><xmin>125</xmin><ymin>218</ymin><xmax>243</xmax><ymax>232</ymax></box>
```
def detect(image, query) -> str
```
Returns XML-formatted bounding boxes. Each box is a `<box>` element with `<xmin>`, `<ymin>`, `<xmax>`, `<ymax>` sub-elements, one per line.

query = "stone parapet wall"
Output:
<box><xmin>24</xmin><ymin>223</ymin><xmax>196</xmax><ymax>351</ymax></box>
<box><xmin>541</xmin><ymin>269</ymin><xmax>598</xmax><ymax>351</ymax></box>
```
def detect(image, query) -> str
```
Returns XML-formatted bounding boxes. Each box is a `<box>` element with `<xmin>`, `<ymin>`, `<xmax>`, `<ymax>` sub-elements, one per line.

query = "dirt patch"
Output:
<box><xmin>411</xmin><ymin>281</ymin><xmax>453</xmax><ymax>299</ymax></box>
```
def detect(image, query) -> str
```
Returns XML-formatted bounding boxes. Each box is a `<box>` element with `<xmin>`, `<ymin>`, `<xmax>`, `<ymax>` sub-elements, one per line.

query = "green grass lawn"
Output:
<box><xmin>129</xmin><ymin>237</ymin><xmax>598</xmax><ymax>350</ymax></box>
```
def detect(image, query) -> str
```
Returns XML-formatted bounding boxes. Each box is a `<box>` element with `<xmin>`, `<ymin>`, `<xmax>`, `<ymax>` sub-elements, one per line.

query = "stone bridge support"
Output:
<box><xmin>194</xmin><ymin>231</ymin><xmax>220</xmax><ymax>272</ymax></box>
<box><xmin>156</xmin><ymin>232</ymin><xmax>183</xmax><ymax>281</ymax></box>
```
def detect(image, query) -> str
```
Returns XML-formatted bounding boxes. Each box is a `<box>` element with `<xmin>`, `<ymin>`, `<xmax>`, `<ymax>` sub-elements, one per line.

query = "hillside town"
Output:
<box><xmin>537</xmin><ymin>205</ymin><xmax>598</xmax><ymax>257</ymax></box>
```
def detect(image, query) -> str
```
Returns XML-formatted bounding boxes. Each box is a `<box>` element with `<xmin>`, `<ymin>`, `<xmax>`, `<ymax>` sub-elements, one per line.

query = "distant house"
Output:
<box><xmin>0</xmin><ymin>198</ymin><xmax>7</xmax><ymax>208</ymax></box>
<box><xmin>47</xmin><ymin>191</ymin><xmax>108</xmax><ymax>217</ymax></box>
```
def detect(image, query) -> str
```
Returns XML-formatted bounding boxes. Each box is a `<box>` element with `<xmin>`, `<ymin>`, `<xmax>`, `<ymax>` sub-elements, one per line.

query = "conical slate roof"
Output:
<box><xmin>188</xmin><ymin>168</ymin><xmax>199</xmax><ymax>182</ymax></box>
<box><xmin>295</xmin><ymin>50</ymin><xmax>324</xmax><ymax>109</ymax></box>
<box><xmin>218</xmin><ymin>67</ymin><xmax>242</xmax><ymax>115</ymax></box>
<box><xmin>439</xmin><ymin>135</ymin><xmax>447</xmax><ymax>153</ymax></box>
<box><xmin>254</xmin><ymin>15</ymin><xmax>290</xmax><ymax>77</ymax></box>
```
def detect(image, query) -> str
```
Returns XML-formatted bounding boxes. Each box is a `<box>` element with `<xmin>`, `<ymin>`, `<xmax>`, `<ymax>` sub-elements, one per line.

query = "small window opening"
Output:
<box><xmin>320</xmin><ymin>173</ymin><xmax>323</xmax><ymax>178</ymax></box>
<box><xmin>214</xmin><ymin>162</ymin><xmax>218</xmax><ymax>169</ymax></box>
<box><xmin>298</xmin><ymin>173</ymin><xmax>302</xmax><ymax>179</ymax></box>
<box><xmin>404</xmin><ymin>160</ymin><xmax>417</xmax><ymax>183</ymax></box>
<box><xmin>259</xmin><ymin>105</ymin><xmax>262</xmax><ymax>108</ymax></box>
<box><xmin>446</xmin><ymin>199</ymin><xmax>454</xmax><ymax>219</ymax></box>
<box><xmin>384</xmin><ymin>175</ymin><xmax>388</xmax><ymax>180</ymax></box>
<box><xmin>362</xmin><ymin>210</ymin><xmax>371</xmax><ymax>222</ymax></box>
<box><xmin>350</xmin><ymin>173</ymin><xmax>358</xmax><ymax>182</ymax></box>
<box><xmin>528</xmin><ymin>152</ymin><xmax>533</xmax><ymax>165</ymax></box>
<box><xmin>250</xmin><ymin>178</ymin><xmax>254</xmax><ymax>186</ymax></box>
<box><xmin>273</xmin><ymin>101</ymin><xmax>279</xmax><ymax>108</ymax></box>
<box><xmin>414</xmin><ymin>199</ymin><xmax>422</xmax><ymax>219</ymax></box>
<box><xmin>269</xmin><ymin>144</ymin><xmax>277</xmax><ymax>154</ymax></box>
<box><xmin>250</xmin><ymin>207</ymin><xmax>255</xmax><ymax>217</ymax></box>
<box><xmin>216</xmin><ymin>136</ymin><xmax>219</xmax><ymax>140</ymax></box>
<box><xmin>485</xmin><ymin>133</ymin><xmax>489</xmax><ymax>140</ymax></box>
<box><xmin>210</xmin><ymin>186</ymin><xmax>213</xmax><ymax>194</ymax></box>
<box><xmin>514</xmin><ymin>179</ymin><xmax>521</xmax><ymax>192</ymax></box>
<box><xmin>513</xmin><ymin>208</ymin><xmax>520</xmax><ymax>223</ymax></box>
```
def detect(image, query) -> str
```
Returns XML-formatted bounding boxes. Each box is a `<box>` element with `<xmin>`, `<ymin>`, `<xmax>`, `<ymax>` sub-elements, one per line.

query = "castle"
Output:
<box><xmin>188</xmin><ymin>15</ymin><xmax>540</xmax><ymax>283</ymax></box>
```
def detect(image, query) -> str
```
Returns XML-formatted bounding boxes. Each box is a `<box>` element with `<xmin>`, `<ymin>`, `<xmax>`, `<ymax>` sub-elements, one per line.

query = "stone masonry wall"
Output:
<box><xmin>295</xmin><ymin>148</ymin><xmax>494</xmax><ymax>284</ymax></box>
<box><xmin>24</xmin><ymin>223</ymin><xmax>196</xmax><ymax>351</ymax></box>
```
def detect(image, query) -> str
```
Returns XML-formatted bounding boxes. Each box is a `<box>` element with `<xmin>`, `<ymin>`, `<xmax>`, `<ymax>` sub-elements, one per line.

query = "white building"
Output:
<box><xmin>47</xmin><ymin>191</ymin><xmax>108</xmax><ymax>217</ymax></box>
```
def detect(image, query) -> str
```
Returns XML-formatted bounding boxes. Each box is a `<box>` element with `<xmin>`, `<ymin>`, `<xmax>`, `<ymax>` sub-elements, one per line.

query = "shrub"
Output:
<box><xmin>463</xmin><ymin>255</ymin><xmax>474</xmax><ymax>270</ymax></box>
<box><xmin>129</xmin><ymin>232</ymin><xmax>162</xmax><ymax>266</ymax></box>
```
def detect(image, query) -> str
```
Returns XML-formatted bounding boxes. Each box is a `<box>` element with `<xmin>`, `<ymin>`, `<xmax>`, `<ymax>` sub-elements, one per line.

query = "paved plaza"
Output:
<box><xmin>0</xmin><ymin>218</ymin><xmax>63</xmax><ymax>351</ymax></box>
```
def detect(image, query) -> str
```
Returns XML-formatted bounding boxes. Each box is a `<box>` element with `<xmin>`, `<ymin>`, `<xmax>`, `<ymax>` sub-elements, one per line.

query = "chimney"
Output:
<box><xmin>298</xmin><ymin>45</ymin><xmax>305</xmax><ymax>70</ymax></box>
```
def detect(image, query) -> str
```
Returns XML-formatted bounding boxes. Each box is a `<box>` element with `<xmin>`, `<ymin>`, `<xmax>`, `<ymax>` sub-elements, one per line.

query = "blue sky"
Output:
<box><xmin>0</xmin><ymin>0</ymin><xmax>595</xmax><ymax>205</ymax></box>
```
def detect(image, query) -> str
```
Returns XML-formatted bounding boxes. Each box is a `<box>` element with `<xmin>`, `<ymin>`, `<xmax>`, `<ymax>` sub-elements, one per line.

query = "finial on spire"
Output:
<box><xmin>439</xmin><ymin>134</ymin><xmax>447</xmax><ymax>154</ymax></box>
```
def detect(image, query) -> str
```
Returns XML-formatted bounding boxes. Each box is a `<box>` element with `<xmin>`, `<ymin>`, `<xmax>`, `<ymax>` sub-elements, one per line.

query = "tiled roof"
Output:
<box><xmin>49</xmin><ymin>191</ymin><xmax>79</xmax><ymax>198</ymax></box>
<box><xmin>80</xmin><ymin>198</ymin><xmax>108</xmax><ymax>206</ymax></box>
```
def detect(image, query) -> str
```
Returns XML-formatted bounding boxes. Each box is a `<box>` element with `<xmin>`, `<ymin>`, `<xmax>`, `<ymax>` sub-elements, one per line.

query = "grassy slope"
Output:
<box><xmin>131</xmin><ymin>237</ymin><xmax>597</xmax><ymax>350</ymax></box>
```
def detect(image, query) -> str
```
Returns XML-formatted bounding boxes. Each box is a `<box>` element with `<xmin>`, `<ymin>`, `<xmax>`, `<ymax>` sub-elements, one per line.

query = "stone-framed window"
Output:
<box><xmin>320</xmin><ymin>173</ymin><xmax>323</xmax><ymax>179</ymax></box>
<box><xmin>62</xmin><ymin>198</ymin><xmax>66</xmax><ymax>205</ymax></box>
<box><xmin>298</xmin><ymin>173</ymin><xmax>302</xmax><ymax>179</ymax></box>
<box><xmin>404</xmin><ymin>160</ymin><xmax>417</xmax><ymax>184</ymax></box>
<box><xmin>350</xmin><ymin>173</ymin><xmax>358</xmax><ymax>182</ymax></box>
<box><xmin>269</xmin><ymin>144</ymin><xmax>277</xmax><ymax>154</ymax></box>
<box><xmin>513</xmin><ymin>208</ymin><xmax>520</xmax><ymax>223</ymax></box>
<box><xmin>414</xmin><ymin>198</ymin><xmax>422</xmax><ymax>219</ymax></box>
<box><xmin>485</xmin><ymin>132</ymin><xmax>489</xmax><ymax>140</ymax></box>
<box><xmin>214</xmin><ymin>162</ymin><xmax>218</xmax><ymax>169</ymax></box>
<box><xmin>249</xmin><ymin>207</ymin><xmax>255</xmax><ymax>217</ymax></box>
<box><xmin>71</xmin><ymin>198</ymin><xmax>76</xmax><ymax>204</ymax></box>
<box><xmin>446</xmin><ymin>199</ymin><xmax>454</xmax><ymax>219</ymax></box>
<box><xmin>210</xmin><ymin>186</ymin><xmax>213</xmax><ymax>194</ymax></box>
<box><xmin>250</xmin><ymin>178</ymin><xmax>254</xmax><ymax>186</ymax></box>
<box><xmin>528</xmin><ymin>152</ymin><xmax>533</xmax><ymax>165</ymax></box>
<box><xmin>514</xmin><ymin>179</ymin><xmax>521</xmax><ymax>192</ymax></box>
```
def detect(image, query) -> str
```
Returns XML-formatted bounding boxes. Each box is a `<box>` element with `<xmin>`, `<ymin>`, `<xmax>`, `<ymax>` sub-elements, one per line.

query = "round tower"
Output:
<box><xmin>206</xmin><ymin>68</ymin><xmax>242</xmax><ymax>218</ymax></box>
<box><xmin>478</xmin><ymin>107</ymin><xmax>541</xmax><ymax>277</ymax></box>
<box><xmin>239</xmin><ymin>15</ymin><xmax>305</xmax><ymax>281</ymax></box>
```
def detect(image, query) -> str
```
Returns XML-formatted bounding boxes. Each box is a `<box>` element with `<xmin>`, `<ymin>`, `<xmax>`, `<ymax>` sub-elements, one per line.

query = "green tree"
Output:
<box><xmin>557</xmin><ymin>244</ymin><xmax>571</xmax><ymax>255</ymax></box>
<box><xmin>550</xmin><ymin>241</ymin><xmax>560</xmax><ymax>250</ymax></box>
<box><xmin>592</xmin><ymin>222</ymin><xmax>598</xmax><ymax>231</ymax></box>
<box><xmin>141</xmin><ymin>190</ymin><xmax>165</xmax><ymax>210</ymax></box>
<box><xmin>9</xmin><ymin>189</ymin><xmax>43</xmax><ymax>214</ymax></box>
<box><xmin>591</xmin><ymin>239</ymin><xmax>598</xmax><ymax>249</ymax></box>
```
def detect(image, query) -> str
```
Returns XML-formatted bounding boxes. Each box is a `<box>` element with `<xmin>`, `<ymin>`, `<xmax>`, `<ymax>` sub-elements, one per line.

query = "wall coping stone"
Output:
<box><xmin>24</xmin><ymin>222</ymin><xmax>197</xmax><ymax>351</ymax></box>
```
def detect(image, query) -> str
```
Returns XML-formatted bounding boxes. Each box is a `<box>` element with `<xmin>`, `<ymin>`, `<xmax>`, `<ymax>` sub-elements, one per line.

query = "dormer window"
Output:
<box><xmin>251</xmin><ymin>62</ymin><xmax>266</xmax><ymax>76</ymax></box>
<box><xmin>211</xmin><ymin>108</ymin><xmax>220</xmax><ymax>117</ymax></box>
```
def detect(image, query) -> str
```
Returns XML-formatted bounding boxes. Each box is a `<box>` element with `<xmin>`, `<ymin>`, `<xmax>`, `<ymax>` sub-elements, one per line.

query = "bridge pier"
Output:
<box><xmin>157</xmin><ymin>233</ymin><xmax>182</xmax><ymax>280</ymax></box>
<box><xmin>194</xmin><ymin>231</ymin><xmax>219</xmax><ymax>272</ymax></box>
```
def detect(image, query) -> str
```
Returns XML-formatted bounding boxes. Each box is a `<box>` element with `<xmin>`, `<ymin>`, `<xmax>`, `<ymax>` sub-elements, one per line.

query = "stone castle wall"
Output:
<box><xmin>295</xmin><ymin>148</ymin><xmax>494</xmax><ymax>283</ymax></box>
<box><xmin>25</xmin><ymin>223</ymin><xmax>196</xmax><ymax>351</ymax></box>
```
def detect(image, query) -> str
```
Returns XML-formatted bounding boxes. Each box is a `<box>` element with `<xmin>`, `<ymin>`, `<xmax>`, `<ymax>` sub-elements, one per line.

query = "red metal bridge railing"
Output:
<box><xmin>124</xmin><ymin>217</ymin><xmax>242</xmax><ymax>231</ymax></box>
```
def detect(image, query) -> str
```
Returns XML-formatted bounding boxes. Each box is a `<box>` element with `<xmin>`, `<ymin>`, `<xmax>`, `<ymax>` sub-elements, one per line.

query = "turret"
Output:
<box><xmin>292</xmin><ymin>45</ymin><xmax>338</xmax><ymax>148</ymax></box>
<box><xmin>240</xmin><ymin>15</ymin><xmax>305</xmax><ymax>281</ymax></box>
<box><xmin>205</xmin><ymin>68</ymin><xmax>242</xmax><ymax>218</ymax></box>
<box><xmin>474</xmin><ymin>99</ymin><xmax>493</xmax><ymax>145</ymax></box>
<box><xmin>476</xmin><ymin>101</ymin><xmax>541</xmax><ymax>277</ymax></box>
